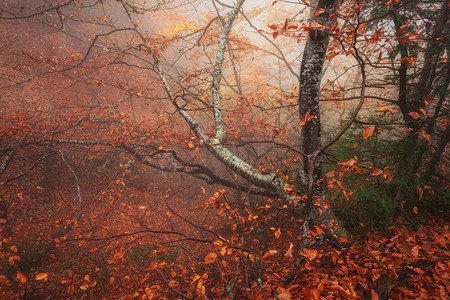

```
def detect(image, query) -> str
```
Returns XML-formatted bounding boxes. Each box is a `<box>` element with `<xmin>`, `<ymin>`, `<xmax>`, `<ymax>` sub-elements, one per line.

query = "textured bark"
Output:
<box><xmin>298</xmin><ymin>0</ymin><xmax>346</xmax><ymax>237</ymax></box>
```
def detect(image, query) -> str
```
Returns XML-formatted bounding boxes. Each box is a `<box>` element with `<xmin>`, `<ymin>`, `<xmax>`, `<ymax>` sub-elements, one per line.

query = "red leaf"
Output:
<box><xmin>272</xmin><ymin>31</ymin><xmax>279</xmax><ymax>39</ymax></box>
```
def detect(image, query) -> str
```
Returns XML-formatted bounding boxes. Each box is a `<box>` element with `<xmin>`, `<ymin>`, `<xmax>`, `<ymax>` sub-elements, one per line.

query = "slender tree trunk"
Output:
<box><xmin>298</xmin><ymin>0</ymin><xmax>346</xmax><ymax>237</ymax></box>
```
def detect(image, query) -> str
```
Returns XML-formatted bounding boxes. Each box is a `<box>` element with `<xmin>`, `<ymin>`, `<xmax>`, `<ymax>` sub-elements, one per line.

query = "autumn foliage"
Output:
<box><xmin>0</xmin><ymin>0</ymin><xmax>449</xmax><ymax>299</ymax></box>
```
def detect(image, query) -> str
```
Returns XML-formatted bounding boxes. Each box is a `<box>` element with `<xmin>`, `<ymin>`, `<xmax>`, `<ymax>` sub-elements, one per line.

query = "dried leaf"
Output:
<box><xmin>408</xmin><ymin>111</ymin><xmax>421</xmax><ymax>119</ymax></box>
<box><xmin>371</xmin><ymin>289</ymin><xmax>379</xmax><ymax>300</ymax></box>
<box><xmin>113</xmin><ymin>251</ymin><xmax>125</xmax><ymax>260</ymax></box>
<box><xmin>314</xmin><ymin>8</ymin><xmax>325</xmax><ymax>16</ymax></box>
<box><xmin>35</xmin><ymin>273</ymin><xmax>48</xmax><ymax>281</ymax></box>
<box><xmin>274</xmin><ymin>228</ymin><xmax>281</xmax><ymax>239</ymax></box>
<box><xmin>17</xmin><ymin>271</ymin><xmax>26</xmax><ymax>284</ymax></box>
<box><xmin>303</xmin><ymin>248</ymin><xmax>318</xmax><ymax>260</ymax></box>
<box><xmin>204</xmin><ymin>252</ymin><xmax>217</xmax><ymax>264</ymax></box>
<box><xmin>371</xmin><ymin>169</ymin><xmax>383</xmax><ymax>176</ymax></box>
<box><xmin>262</xmin><ymin>250</ymin><xmax>278</xmax><ymax>260</ymax></box>
<box><xmin>417</xmin><ymin>187</ymin><xmax>423</xmax><ymax>200</ymax></box>
<box><xmin>363</xmin><ymin>126</ymin><xmax>375</xmax><ymax>139</ymax></box>
<box><xmin>284</xmin><ymin>243</ymin><xmax>294</xmax><ymax>259</ymax></box>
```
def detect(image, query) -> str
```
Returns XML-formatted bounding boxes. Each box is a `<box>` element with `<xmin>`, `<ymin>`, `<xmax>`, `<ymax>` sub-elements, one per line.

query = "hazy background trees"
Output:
<box><xmin>0</xmin><ymin>0</ymin><xmax>448</xmax><ymax>298</ymax></box>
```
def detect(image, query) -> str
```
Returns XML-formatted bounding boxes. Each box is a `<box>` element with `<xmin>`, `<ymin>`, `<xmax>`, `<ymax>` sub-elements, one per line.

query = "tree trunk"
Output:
<box><xmin>298</xmin><ymin>0</ymin><xmax>346</xmax><ymax>237</ymax></box>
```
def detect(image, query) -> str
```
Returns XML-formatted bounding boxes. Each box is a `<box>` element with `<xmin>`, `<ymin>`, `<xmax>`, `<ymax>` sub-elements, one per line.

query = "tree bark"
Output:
<box><xmin>298</xmin><ymin>0</ymin><xmax>346</xmax><ymax>237</ymax></box>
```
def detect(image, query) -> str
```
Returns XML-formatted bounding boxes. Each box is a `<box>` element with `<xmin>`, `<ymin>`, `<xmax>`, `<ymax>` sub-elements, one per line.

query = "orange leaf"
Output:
<box><xmin>17</xmin><ymin>271</ymin><xmax>26</xmax><ymax>284</ymax></box>
<box><xmin>408</xmin><ymin>111</ymin><xmax>421</xmax><ymax>119</ymax></box>
<box><xmin>371</xmin><ymin>169</ymin><xmax>383</xmax><ymax>176</ymax></box>
<box><xmin>314</xmin><ymin>226</ymin><xmax>325</xmax><ymax>235</ymax></box>
<box><xmin>284</xmin><ymin>243</ymin><xmax>294</xmax><ymax>259</ymax></box>
<box><xmin>371</xmin><ymin>289</ymin><xmax>379</xmax><ymax>300</ymax></box>
<box><xmin>413</xmin><ymin>206</ymin><xmax>418</xmax><ymax>214</ymax></box>
<box><xmin>113</xmin><ymin>251</ymin><xmax>125</xmax><ymax>260</ymax></box>
<box><xmin>303</xmin><ymin>248</ymin><xmax>318</xmax><ymax>260</ymax></box>
<box><xmin>274</xmin><ymin>228</ymin><xmax>281</xmax><ymax>239</ymax></box>
<box><xmin>325</xmin><ymin>170</ymin><xmax>335</xmax><ymax>178</ymax></box>
<box><xmin>204</xmin><ymin>252</ymin><xmax>217</xmax><ymax>264</ymax></box>
<box><xmin>268</xmin><ymin>24</ymin><xmax>278</xmax><ymax>30</ymax></box>
<box><xmin>262</xmin><ymin>250</ymin><xmax>278</xmax><ymax>261</ymax></box>
<box><xmin>363</xmin><ymin>126</ymin><xmax>375</xmax><ymax>139</ymax></box>
<box><xmin>278</xmin><ymin>293</ymin><xmax>292</xmax><ymax>300</ymax></box>
<box><xmin>35</xmin><ymin>273</ymin><xmax>48</xmax><ymax>281</ymax></box>
<box><xmin>416</xmin><ymin>187</ymin><xmax>423</xmax><ymax>200</ymax></box>
<box><xmin>314</xmin><ymin>8</ymin><xmax>325</xmax><ymax>16</ymax></box>
<box><xmin>272</xmin><ymin>31</ymin><xmax>279</xmax><ymax>39</ymax></box>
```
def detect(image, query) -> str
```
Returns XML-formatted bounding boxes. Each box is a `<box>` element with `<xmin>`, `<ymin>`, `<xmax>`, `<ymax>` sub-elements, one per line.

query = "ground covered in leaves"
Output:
<box><xmin>1</xmin><ymin>217</ymin><xmax>449</xmax><ymax>299</ymax></box>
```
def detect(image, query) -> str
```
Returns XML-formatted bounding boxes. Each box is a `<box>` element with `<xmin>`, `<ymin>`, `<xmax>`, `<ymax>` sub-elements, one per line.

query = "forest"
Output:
<box><xmin>0</xmin><ymin>0</ymin><xmax>448</xmax><ymax>299</ymax></box>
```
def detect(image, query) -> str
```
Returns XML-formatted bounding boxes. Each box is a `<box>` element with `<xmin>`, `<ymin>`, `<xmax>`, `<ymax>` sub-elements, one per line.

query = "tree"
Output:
<box><xmin>0</xmin><ymin>0</ymin><xmax>448</xmax><ymax>298</ymax></box>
